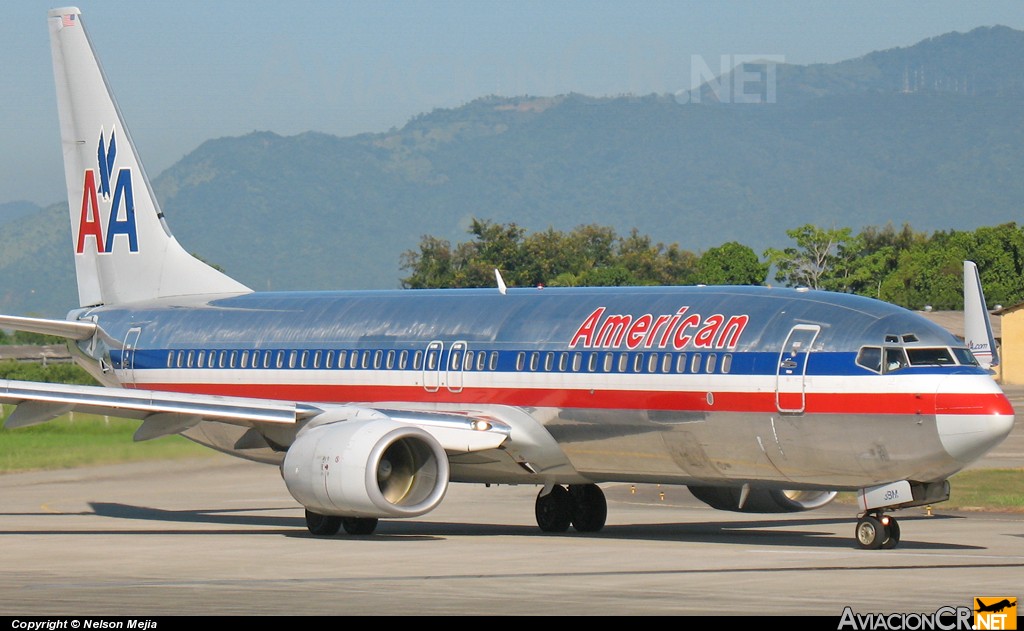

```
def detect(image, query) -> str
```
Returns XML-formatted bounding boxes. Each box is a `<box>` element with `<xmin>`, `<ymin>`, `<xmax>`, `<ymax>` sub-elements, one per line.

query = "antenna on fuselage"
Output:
<box><xmin>495</xmin><ymin>269</ymin><xmax>507</xmax><ymax>295</ymax></box>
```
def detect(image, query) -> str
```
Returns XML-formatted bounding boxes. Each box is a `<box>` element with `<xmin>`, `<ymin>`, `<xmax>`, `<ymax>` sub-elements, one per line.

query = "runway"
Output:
<box><xmin>0</xmin><ymin>452</ymin><xmax>1020</xmax><ymax>616</ymax></box>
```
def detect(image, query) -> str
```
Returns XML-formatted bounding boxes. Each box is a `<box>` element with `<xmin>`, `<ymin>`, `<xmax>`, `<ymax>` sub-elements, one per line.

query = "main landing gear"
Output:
<box><xmin>535</xmin><ymin>483</ymin><xmax>607</xmax><ymax>533</ymax></box>
<box><xmin>855</xmin><ymin>511</ymin><xmax>901</xmax><ymax>550</ymax></box>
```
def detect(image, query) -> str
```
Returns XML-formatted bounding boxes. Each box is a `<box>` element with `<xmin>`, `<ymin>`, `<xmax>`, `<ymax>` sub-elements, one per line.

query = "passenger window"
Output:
<box><xmin>288</xmin><ymin>351</ymin><xmax>297</xmax><ymax>369</ymax></box>
<box><xmin>558</xmin><ymin>352</ymin><xmax>568</xmax><ymax>372</ymax></box>
<box><xmin>588</xmin><ymin>353</ymin><xmax>598</xmax><ymax>372</ymax></box>
<box><xmin>690</xmin><ymin>353</ymin><xmax>701</xmax><ymax>373</ymax></box>
<box><xmin>186</xmin><ymin>350</ymin><xmax>194</xmax><ymax>368</ymax></box>
<box><xmin>263</xmin><ymin>352</ymin><xmax>271</xmax><ymax>369</ymax></box>
<box><xmin>529</xmin><ymin>352</ymin><xmax>539</xmax><ymax>371</ymax></box>
<box><xmin>387</xmin><ymin>350</ymin><xmax>395</xmax><ymax>369</ymax></box>
<box><xmin>603</xmin><ymin>353</ymin><xmax>613</xmax><ymax>372</ymax></box>
<box><xmin>676</xmin><ymin>353</ymin><xmax>687</xmax><ymax>373</ymax></box>
<box><xmin>617</xmin><ymin>352</ymin><xmax>628</xmax><ymax>373</ymax></box>
<box><xmin>241</xmin><ymin>350</ymin><xmax>250</xmax><ymax>368</ymax></box>
<box><xmin>450</xmin><ymin>351</ymin><xmax>461</xmax><ymax>371</ymax></box>
<box><xmin>662</xmin><ymin>353</ymin><xmax>672</xmax><ymax>373</ymax></box>
<box><xmin>349</xmin><ymin>351</ymin><xmax>359</xmax><ymax>369</ymax></box>
<box><xmin>399</xmin><ymin>350</ymin><xmax>408</xmax><ymax>369</ymax></box>
<box><xmin>544</xmin><ymin>352</ymin><xmax>554</xmax><ymax>371</ymax></box>
<box><xmin>413</xmin><ymin>350</ymin><xmax>423</xmax><ymax>370</ymax></box>
<box><xmin>476</xmin><ymin>351</ymin><xmax>486</xmax><ymax>371</ymax></box>
<box><xmin>373</xmin><ymin>350</ymin><xmax>382</xmax><ymax>369</ymax></box>
<box><xmin>706</xmin><ymin>353</ymin><xmax>717</xmax><ymax>373</ymax></box>
<box><xmin>167</xmin><ymin>351</ymin><xmax>174</xmax><ymax>368</ymax></box>
<box><xmin>464</xmin><ymin>350</ymin><xmax>474</xmax><ymax>371</ymax></box>
<box><xmin>230</xmin><ymin>351</ymin><xmax>238</xmax><ymax>368</ymax></box>
<box><xmin>489</xmin><ymin>351</ymin><xmax>498</xmax><ymax>371</ymax></box>
<box><xmin>197</xmin><ymin>350</ymin><xmax>205</xmax><ymax>367</ymax></box>
<box><xmin>721</xmin><ymin>354</ymin><xmax>732</xmax><ymax>374</ymax></box>
<box><xmin>325</xmin><ymin>350</ymin><xmax>334</xmax><ymax>369</ymax></box>
<box><xmin>361</xmin><ymin>351</ymin><xmax>370</xmax><ymax>369</ymax></box>
<box><xmin>312</xmin><ymin>350</ymin><xmax>321</xmax><ymax>369</ymax></box>
<box><xmin>632</xmin><ymin>353</ymin><xmax>643</xmax><ymax>373</ymax></box>
<box><xmin>300</xmin><ymin>351</ymin><xmax>308</xmax><ymax>369</ymax></box>
<box><xmin>176</xmin><ymin>351</ymin><xmax>184</xmax><ymax>368</ymax></box>
<box><xmin>516</xmin><ymin>352</ymin><xmax>525</xmax><ymax>371</ymax></box>
<box><xmin>648</xmin><ymin>353</ymin><xmax>659</xmax><ymax>373</ymax></box>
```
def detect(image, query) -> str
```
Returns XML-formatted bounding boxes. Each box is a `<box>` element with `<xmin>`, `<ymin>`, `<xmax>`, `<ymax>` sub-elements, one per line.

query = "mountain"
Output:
<box><xmin>4</xmin><ymin>26</ymin><xmax>1024</xmax><ymax>317</ymax></box>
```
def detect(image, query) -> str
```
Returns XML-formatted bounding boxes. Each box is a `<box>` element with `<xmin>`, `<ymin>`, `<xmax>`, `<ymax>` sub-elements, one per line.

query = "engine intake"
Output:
<box><xmin>688</xmin><ymin>485</ymin><xmax>837</xmax><ymax>513</ymax></box>
<box><xmin>283</xmin><ymin>417</ymin><xmax>449</xmax><ymax>519</ymax></box>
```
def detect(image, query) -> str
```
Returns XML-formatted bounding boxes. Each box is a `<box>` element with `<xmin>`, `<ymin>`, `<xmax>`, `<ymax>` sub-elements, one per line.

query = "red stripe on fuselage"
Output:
<box><xmin>136</xmin><ymin>382</ymin><xmax>1012</xmax><ymax>416</ymax></box>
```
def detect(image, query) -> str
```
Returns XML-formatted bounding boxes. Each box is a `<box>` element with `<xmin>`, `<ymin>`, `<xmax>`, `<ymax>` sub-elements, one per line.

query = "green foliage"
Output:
<box><xmin>401</xmin><ymin>220</ymin><xmax>704</xmax><ymax>289</ymax></box>
<box><xmin>0</xmin><ymin>360</ymin><xmax>97</xmax><ymax>385</ymax></box>
<box><xmin>697</xmin><ymin>242</ymin><xmax>769</xmax><ymax>285</ymax></box>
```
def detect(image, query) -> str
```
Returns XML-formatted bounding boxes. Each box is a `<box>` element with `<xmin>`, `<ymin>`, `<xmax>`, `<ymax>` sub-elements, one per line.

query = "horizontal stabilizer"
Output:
<box><xmin>0</xmin><ymin>315</ymin><xmax>96</xmax><ymax>341</ymax></box>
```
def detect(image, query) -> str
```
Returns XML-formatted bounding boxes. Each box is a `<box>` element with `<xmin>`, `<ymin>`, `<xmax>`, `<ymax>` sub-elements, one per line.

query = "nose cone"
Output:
<box><xmin>935</xmin><ymin>375</ymin><xmax>1015</xmax><ymax>465</ymax></box>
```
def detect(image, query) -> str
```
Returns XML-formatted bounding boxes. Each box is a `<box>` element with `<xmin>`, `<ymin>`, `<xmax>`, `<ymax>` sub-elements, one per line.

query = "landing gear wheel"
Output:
<box><xmin>342</xmin><ymin>517</ymin><xmax>379</xmax><ymax>535</ymax></box>
<box><xmin>568</xmin><ymin>484</ymin><xmax>607</xmax><ymax>532</ymax></box>
<box><xmin>305</xmin><ymin>509</ymin><xmax>342</xmax><ymax>536</ymax></box>
<box><xmin>535</xmin><ymin>485</ymin><xmax>572</xmax><ymax>532</ymax></box>
<box><xmin>881</xmin><ymin>517</ymin><xmax>901</xmax><ymax>549</ymax></box>
<box><xmin>855</xmin><ymin>515</ymin><xmax>886</xmax><ymax>550</ymax></box>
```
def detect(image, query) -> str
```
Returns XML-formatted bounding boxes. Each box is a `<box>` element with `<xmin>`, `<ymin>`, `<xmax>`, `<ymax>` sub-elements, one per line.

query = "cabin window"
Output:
<box><xmin>676</xmin><ymin>353</ymin><xmax>687</xmax><ymax>373</ymax></box>
<box><xmin>558</xmin><ymin>352</ymin><xmax>568</xmax><ymax>372</ymax></box>
<box><xmin>705</xmin><ymin>353</ymin><xmax>717</xmax><ymax>373</ymax></box>
<box><xmin>690</xmin><ymin>353</ymin><xmax>701</xmax><ymax>373</ymax></box>
<box><xmin>166</xmin><ymin>351</ymin><xmax>174</xmax><ymax>368</ymax></box>
<box><xmin>273</xmin><ymin>351</ymin><xmax>282</xmax><ymax>369</ymax></box>
<box><xmin>617</xmin><ymin>352</ymin><xmax>628</xmax><ymax>373</ymax></box>
<box><xmin>288</xmin><ymin>351</ymin><xmax>297</xmax><ymax>369</ymax></box>
<box><xmin>413</xmin><ymin>350</ymin><xmax>423</xmax><ymax>370</ymax></box>
<box><xmin>373</xmin><ymin>350</ymin><xmax>382</xmax><ymax>369</ymax></box>
<box><xmin>335</xmin><ymin>350</ymin><xmax>345</xmax><ymax>369</ymax></box>
<box><xmin>349</xmin><ymin>351</ymin><xmax>359</xmax><ymax>369</ymax></box>
<box><xmin>721</xmin><ymin>354</ymin><xmax>732</xmax><ymax>374</ymax></box>
<box><xmin>463</xmin><ymin>350</ymin><xmax>474</xmax><ymax>370</ymax></box>
<box><xmin>300</xmin><ymin>351</ymin><xmax>308</xmax><ymax>369</ymax></box>
<box><xmin>601</xmin><ymin>353</ymin><xmax>612</xmax><ymax>372</ymax></box>
<box><xmin>197</xmin><ymin>350</ymin><xmax>206</xmax><ymax>367</ymax></box>
<box><xmin>648</xmin><ymin>353</ymin><xmax>659</xmax><ymax>373</ymax></box>
<box><xmin>544</xmin><ymin>352</ymin><xmax>554</xmax><ymax>372</ymax></box>
<box><xmin>516</xmin><ymin>352</ymin><xmax>525</xmax><ymax>371</ymax></box>
<box><xmin>386</xmin><ymin>350</ymin><xmax>395</xmax><ymax>369</ymax></box>
<box><xmin>362</xmin><ymin>351</ymin><xmax>371</xmax><ymax>370</ymax></box>
<box><xmin>184</xmin><ymin>350</ymin><xmax>193</xmax><ymax>368</ymax></box>
<box><xmin>633</xmin><ymin>353</ymin><xmax>644</xmax><ymax>373</ymax></box>
<box><xmin>427</xmin><ymin>351</ymin><xmax>437</xmax><ymax>371</ymax></box>
<box><xmin>176</xmin><ymin>351</ymin><xmax>184</xmax><ymax>368</ymax></box>
<box><xmin>572</xmin><ymin>353</ymin><xmax>582</xmax><ymax>372</ymax></box>
<box><xmin>313</xmin><ymin>350</ymin><xmax>321</xmax><ymax>369</ymax></box>
<box><xmin>476</xmin><ymin>351</ymin><xmax>486</xmax><ymax>371</ymax></box>
<box><xmin>262</xmin><ymin>351</ymin><xmax>271</xmax><ymax>369</ymax></box>
<box><xmin>219</xmin><ymin>351</ymin><xmax>228</xmax><ymax>368</ymax></box>
<box><xmin>399</xmin><ymin>350</ymin><xmax>408</xmax><ymax>369</ymax></box>
<box><xmin>587</xmin><ymin>353</ymin><xmax>598</xmax><ymax>372</ymax></box>
<box><xmin>239</xmin><ymin>350</ymin><xmax>248</xmax><ymax>368</ymax></box>
<box><xmin>230</xmin><ymin>351</ymin><xmax>238</xmax><ymax>368</ymax></box>
<box><xmin>325</xmin><ymin>350</ymin><xmax>334</xmax><ymax>369</ymax></box>
<box><xmin>529</xmin><ymin>352</ymin><xmax>540</xmax><ymax>371</ymax></box>
<box><xmin>489</xmin><ymin>351</ymin><xmax>499</xmax><ymax>371</ymax></box>
<box><xmin>450</xmin><ymin>351</ymin><xmax>461</xmax><ymax>371</ymax></box>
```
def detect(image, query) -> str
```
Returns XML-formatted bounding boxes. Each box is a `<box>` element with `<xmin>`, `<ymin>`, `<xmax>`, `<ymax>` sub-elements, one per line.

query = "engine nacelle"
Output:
<box><xmin>688</xmin><ymin>485</ymin><xmax>838</xmax><ymax>513</ymax></box>
<box><xmin>282</xmin><ymin>417</ymin><xmax>449</xmax><ymax>519</ymax></box>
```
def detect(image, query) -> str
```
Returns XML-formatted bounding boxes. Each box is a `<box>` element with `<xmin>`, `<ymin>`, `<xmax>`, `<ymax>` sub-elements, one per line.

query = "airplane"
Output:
<box><xmin>975</xmin><ymin>598</ymin><xmax>1015</xmax><ymax>614</ymax></box>
<box><xmin>0</xmin><ymin>7</ymin><xmax>1014</xmax><ymax>550</ymax></box>
<box><xmin>963</xmin><ymin>261</ymin><xmax>999</xmax><ymax>371</ymax></box>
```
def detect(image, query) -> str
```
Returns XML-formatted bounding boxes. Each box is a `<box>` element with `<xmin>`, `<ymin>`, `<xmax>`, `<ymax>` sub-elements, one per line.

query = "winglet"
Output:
<box><xmin>495</xmin><ymin>269</ymin><xmax>507</xmax><ymax>295</ymax></box>
<box><xmin>964</xmin><ymin>261</ymin><xmax>999</xmax><ymax>370</ymax></box>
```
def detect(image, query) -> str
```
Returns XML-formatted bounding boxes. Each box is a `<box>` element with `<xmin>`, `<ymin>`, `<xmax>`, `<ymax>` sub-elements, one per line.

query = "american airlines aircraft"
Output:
<box><xmin>1</xmin><ymin>7</ymin><xmax>1014</xmax><ymax>549</ymax></box>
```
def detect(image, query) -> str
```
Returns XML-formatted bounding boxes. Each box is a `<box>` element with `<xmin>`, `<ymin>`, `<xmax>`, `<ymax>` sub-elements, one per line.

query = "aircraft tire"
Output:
<box><xmin>855</xmin><ymin>515</ymin><xmax>886</xmax><ymax>549</ymax></box>
<box><xmin>535</xmin><ymin>485</ymin><xmax>572</xmax><ymax>532</ymax></box>
<box><xmin>342</xmin><ymin>517</ymin><xmax>379</xmax><ymax>535</ymax></box>
<box><xmin>881</xmin><ymin>518</ymin><xmax>901</xmax><ymax>549</ymax></box>
<box><xmin>305</xmin><ymin>509</ymin><xmax>342</xmax><ymax>536</ymax></box>
<box><xmin>569</xmin><ymin>484</ymin><xmax>607</xmax><ymax>532</ymax></box>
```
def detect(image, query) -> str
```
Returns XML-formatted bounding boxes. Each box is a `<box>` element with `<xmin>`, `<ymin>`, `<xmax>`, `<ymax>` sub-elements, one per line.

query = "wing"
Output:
<box><xmin>0</xmin><ymin>378</ymin><xmax>510</xmax><ymax>452</ymax></box>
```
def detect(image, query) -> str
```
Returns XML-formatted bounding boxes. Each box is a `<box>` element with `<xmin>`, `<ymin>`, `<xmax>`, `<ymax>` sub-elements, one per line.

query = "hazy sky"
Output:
<box><xmin>4</xmin><ymin>1</ymin><xmax>1023</xmax><ymax>206</ymax></box>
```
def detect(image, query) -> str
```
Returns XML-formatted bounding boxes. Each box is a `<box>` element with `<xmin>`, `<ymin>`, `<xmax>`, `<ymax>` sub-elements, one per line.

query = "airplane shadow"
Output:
<box><xmin>0</xmin><ymin>501</ymin><xmax>990</xmax><ymax>551</ymax></box>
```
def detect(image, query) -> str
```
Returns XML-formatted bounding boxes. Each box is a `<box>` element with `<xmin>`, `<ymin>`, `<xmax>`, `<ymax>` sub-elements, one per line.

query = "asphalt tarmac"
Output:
<box><xmin>0</xmin><ymin>390</ymin><xmax>1021</xmax><ymax>617</ymax></box>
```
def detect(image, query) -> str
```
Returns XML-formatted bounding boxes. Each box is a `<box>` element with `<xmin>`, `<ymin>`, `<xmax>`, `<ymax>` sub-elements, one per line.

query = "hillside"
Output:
<box><xmin>4</xmin><ymin>25</ymin><xmax>1023</xmax><ymax>317</ymax></box>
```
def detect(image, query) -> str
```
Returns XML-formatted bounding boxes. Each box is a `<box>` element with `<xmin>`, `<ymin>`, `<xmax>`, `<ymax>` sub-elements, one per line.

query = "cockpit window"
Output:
<box><xmin>884</xmin><ymin>347</ymin><xmax>908</xmax><ymax>372</ymax></box>
<box><xmin>906</xmin><ymin>347</ymin><xmax>955</xmax><ymax>366</ymax></box>
<box><xmin>953</xmin><ymin>348</ymin><xmax>979</xmax><ymax>366</ymax></box>
<box><xmin>856</xmin><ymin>346</ymin><xmax>882</xmax><ymax>373</ymax></box>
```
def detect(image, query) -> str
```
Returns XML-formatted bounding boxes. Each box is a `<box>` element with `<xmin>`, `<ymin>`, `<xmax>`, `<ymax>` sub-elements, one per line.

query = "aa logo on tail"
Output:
<box><xmin>76</xmin><ymin>127</ymin><xmax>138</xmax><ymax>254</ymax></box>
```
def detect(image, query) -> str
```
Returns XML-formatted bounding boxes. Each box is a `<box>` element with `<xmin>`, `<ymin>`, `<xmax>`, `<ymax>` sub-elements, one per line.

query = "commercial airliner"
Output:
<box><xmin>1</xmin><ymin>7</ymin><xmax>1014</xmax><ymax>549</ymax></box>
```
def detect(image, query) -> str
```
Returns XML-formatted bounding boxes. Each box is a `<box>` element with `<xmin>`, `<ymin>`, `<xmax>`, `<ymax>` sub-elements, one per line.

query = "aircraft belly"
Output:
<box><xmin>544</xmin><ymin>408</ymin><xmax>954</xmax><ymax>489</ymax></box>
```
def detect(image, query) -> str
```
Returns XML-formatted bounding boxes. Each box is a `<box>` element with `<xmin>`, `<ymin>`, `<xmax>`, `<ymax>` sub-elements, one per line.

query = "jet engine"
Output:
<box><xmin>688</xmin><ymin>485</ymin><xmax>838</xmax><ymax>513</ymax></box>
<box><xmin>282</xmin><ymin>417</ymin><xmax>449</xmax><ymax>519</ymax></box>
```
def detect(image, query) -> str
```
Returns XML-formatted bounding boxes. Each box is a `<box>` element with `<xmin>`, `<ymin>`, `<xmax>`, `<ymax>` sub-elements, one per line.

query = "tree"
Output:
<box><xmin>697</xmin><ymin>242</ymin><xmax>768</xmax><ymax>285</ymax></box>
<box><xmin>764</xmin><ymin>225</ymin><xmax>855</xmax><ymax>290</ymax></box>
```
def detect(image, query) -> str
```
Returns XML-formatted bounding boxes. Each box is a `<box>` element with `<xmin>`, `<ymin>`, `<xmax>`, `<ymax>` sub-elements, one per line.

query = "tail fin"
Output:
<box><xmin>963</xmin><ymin>260</ymin><xmax>998</xmax><ymax>370</ymax></box>
<box><xmin>48</xmin><ymin>7</ymin><xmax>249</xmax><ymax>307</ymax></box>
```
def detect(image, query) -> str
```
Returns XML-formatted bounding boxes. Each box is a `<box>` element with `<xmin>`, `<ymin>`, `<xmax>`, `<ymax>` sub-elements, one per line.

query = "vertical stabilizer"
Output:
<box><xmin>48</xmin><ymin>7</ymin><xmax>250</xmax><ymax>307</ymax></box>
<box><xmin>963</xmin><ymin>261</ymin><xmax>998</xmax><ymax>370</ymax></box>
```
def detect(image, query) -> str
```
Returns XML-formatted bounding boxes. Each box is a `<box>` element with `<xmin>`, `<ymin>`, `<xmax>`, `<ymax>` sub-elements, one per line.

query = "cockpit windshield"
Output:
<box><xmin>856</xmin><ymin>345</ymin><xmax>975</xmax><ymax>373</ymax></box>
